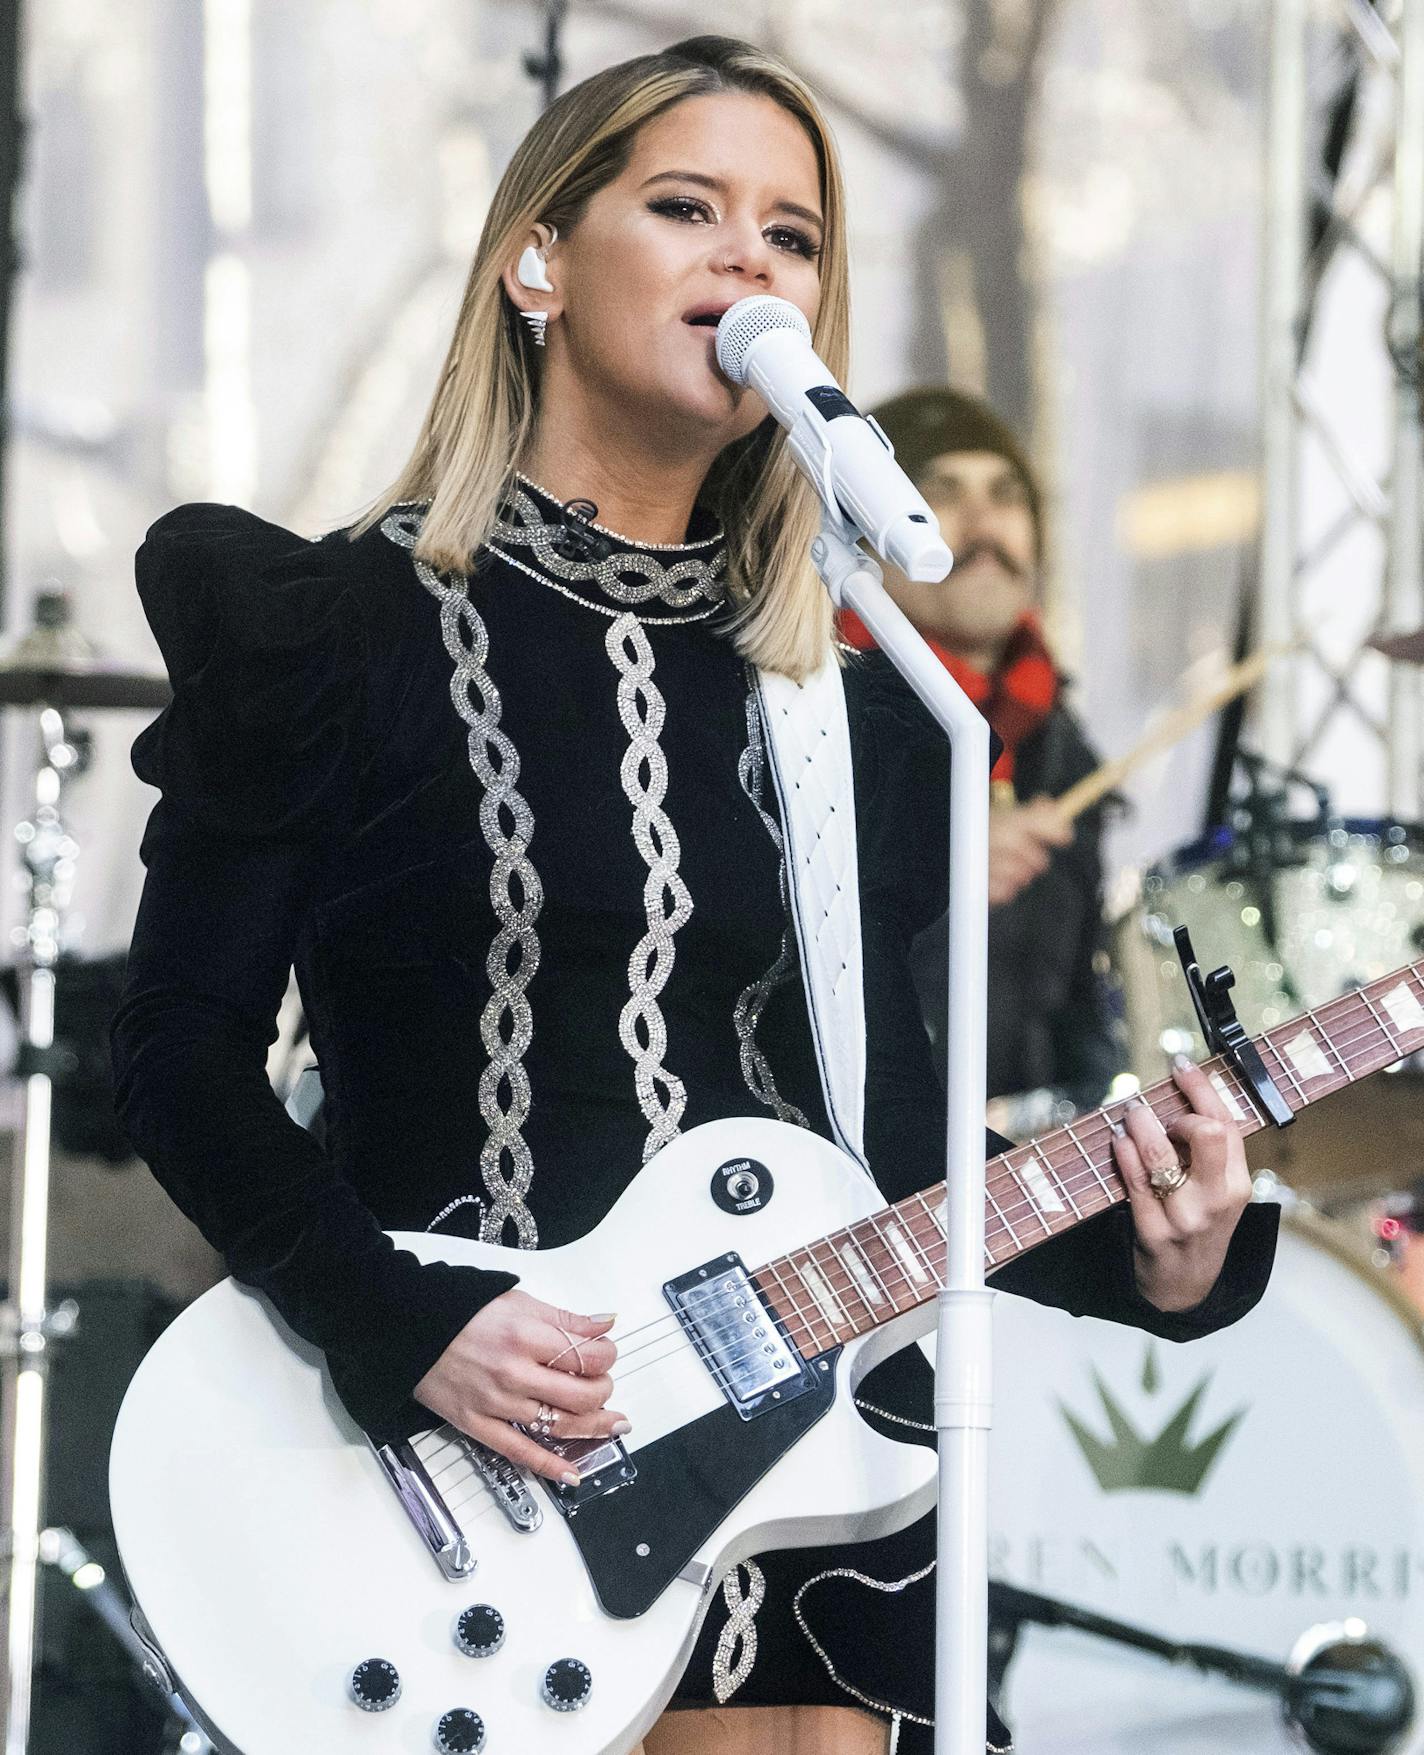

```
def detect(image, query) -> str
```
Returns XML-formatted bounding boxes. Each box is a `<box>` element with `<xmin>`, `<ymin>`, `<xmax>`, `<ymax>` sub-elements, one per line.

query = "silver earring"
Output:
<box><xmin>521</xmin><ymin>310</ymin><xmax>549</xmax><ymax>348</ymax></box>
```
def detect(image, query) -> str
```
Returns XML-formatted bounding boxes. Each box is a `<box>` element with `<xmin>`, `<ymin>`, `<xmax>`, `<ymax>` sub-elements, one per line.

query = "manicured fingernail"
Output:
<box><xmin>611</xmin><ymin>1418</ymin><xmax>632</xmax><ymax>1436</ymax></box>
<box><xmin>1109</xmin><ymin>1117</ymin><xmax>1127</xmax><ymax>1138</ymax></box>
<box><xmin>1171</xmin><ymin>1053</ymin><xmax>1193</xmax><ymax>1072</ymax></box>
<box><xmin>589</xmin><ymin>1312</ymin><xmax>617</xmax><ymax>1324</ymax></box>
<box><xmin>561</xmin><ymin>1470</ymin><xmax>581</xmax><ymax>1487</ymax></box>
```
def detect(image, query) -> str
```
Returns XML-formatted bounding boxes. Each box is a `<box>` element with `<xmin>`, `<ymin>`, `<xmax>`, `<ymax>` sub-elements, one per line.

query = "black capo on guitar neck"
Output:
<box><xmin>1172</xmin><ymin>924</ymin><xmax>1295</xmax><ymax>1128</ymax></box>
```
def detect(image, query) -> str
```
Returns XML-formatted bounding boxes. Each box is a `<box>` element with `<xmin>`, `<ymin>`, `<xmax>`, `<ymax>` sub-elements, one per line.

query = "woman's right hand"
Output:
<box><xmin>413</xmin><ymin>1289</ymin><xmax>625</xmax><ymax>1485</ymax></box>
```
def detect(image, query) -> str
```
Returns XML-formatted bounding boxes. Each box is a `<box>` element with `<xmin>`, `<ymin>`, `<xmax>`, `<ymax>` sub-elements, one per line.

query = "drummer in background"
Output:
<box><xmin>839</xmin><ymin>386</ymin><xmax>1127</xmax><ymax>1140</ymax></box>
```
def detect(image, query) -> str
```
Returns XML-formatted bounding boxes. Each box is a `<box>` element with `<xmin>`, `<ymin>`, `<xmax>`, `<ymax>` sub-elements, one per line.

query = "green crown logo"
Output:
<box><xmin>1058</xmin><ymin>1342</ymin><xmax>1246</xmax><ymax>1496</ymax></box>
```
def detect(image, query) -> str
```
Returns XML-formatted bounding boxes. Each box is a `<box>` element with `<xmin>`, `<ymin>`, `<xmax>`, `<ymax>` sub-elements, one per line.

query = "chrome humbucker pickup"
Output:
<box><xmin>664</xmin><ymin>1253</ymin><xmax>819</xmax><ymax>1421</ymax></box>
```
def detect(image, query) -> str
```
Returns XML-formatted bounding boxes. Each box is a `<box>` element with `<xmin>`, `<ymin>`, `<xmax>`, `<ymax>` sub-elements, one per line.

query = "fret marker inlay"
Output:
<box><xmin>1383</xmin><ymin>981</ymin><xmax>1424</xmax><ymax>1037</ymax></box>
<box><xmin>1208</xmin><ymin>1072</ymin><xmax>1246</xmax><ymax>1119</ymax></box>
<box><xmin>884</xmin><ymin>1221</ymin><xmax>929</xmax><ymax>1285</ymax></box>
<box><xmin>800</xmin><ymin>1260</ymin><xmax>846</xmax><ymax>1330</ymax></box>
<box><xmin>1018</xmin><ymin>1154</ymin><xmax>1066</xmax><ymax>1215</ymax></box>
<box><xmin>1284</xmin><ymin>1028</ymin><xmax>1332</xmax><ymax>1083</ymax></box>
<box><xmin>839</xmin><ymin>1241</ymin><xmax>885</xmax><ymax>1307</ymax></box>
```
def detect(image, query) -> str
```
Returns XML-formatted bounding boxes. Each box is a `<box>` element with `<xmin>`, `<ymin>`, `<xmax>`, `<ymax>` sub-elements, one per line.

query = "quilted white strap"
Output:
<box><xmin>757</xmin><ymin>662</ymin><xmax>867</xmax><ymax>1169</ymax></box>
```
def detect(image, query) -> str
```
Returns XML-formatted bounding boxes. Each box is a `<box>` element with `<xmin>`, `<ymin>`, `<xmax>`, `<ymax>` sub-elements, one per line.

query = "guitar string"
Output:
<box><xmin>601</xmin><ymin>1001</ymin><xmax>1409</xmax><ymax>1386</ymax></box>
<box><xmin>417</xmin><ymin>989</ymin><xmax>1418</xmax><ymax>1527</ymax></box>
<box><xmin>592</xmin><ymin>1003</ymin><xmax>1401</xmax><ymax>1389</ymax></box>
<box><xmin>415</xmin><ymin>995</ymin><xmax>1418</xmax><ymax>1439</ymax></box>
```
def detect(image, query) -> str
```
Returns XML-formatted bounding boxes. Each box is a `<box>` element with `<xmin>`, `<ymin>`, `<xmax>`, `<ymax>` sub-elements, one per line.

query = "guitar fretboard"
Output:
<box><xmin>752</xmin><ymin>960</ymin><xmax>1424</xmax><ymax>1360</ymax></box>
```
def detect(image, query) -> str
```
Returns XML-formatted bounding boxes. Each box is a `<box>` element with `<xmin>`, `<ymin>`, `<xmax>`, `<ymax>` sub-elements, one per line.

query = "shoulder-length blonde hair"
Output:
<box><xmin>357</xmin><ymin>34</ymin><xmax>850</xmax><ymax>681</ymax></box>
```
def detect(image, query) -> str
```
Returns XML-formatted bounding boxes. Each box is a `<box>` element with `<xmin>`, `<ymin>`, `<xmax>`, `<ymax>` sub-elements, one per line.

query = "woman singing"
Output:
<box><xmin>113</xmin><ymin>35</ymin><xmax>1276</xmax><ymax>1755</ymax></box>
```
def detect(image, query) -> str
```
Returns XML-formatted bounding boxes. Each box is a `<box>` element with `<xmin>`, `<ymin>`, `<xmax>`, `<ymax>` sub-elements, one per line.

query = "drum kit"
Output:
<box><xmin>989</xmin><ymin>633</ymin><xmax>1424</xmax><ymax>1752</ymax></box>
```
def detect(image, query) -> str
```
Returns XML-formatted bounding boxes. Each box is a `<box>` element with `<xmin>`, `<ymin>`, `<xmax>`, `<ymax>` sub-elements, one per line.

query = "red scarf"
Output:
<box><xmin>839</xmin><ymin>608</ymin><xmax>1058</xmax><ymax>784</ymax></box>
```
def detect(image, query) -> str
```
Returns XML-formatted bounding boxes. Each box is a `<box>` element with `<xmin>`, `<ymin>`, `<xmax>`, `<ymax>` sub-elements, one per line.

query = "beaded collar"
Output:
<box><xmin>381</xmin><ymin>480</ymin><xmax>729</xmax><ymax>626</ymax></box>
<box><xmin>487</xmin><ymin>477</ymin><xmax>728</xmax><ymax>620</ymax></box>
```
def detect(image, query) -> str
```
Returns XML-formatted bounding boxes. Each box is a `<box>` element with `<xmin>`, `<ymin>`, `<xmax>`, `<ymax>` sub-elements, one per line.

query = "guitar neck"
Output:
<box><xmin>754</xmin><ymin>959</ymin><xmax>1424</xmax><ymax>1360</ymax></box>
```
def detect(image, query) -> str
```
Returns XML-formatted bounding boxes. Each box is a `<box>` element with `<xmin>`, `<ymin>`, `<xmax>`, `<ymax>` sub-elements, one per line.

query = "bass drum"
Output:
<box><xmin>1113</xmin><ymin>819</ymin><xmax>1424</xmax><ymax>1084</ymax></box>
<box><xmin>987</xmin><ymin>1205</ymin><xmax>1424</xmax><ymax>1753</ymax></box>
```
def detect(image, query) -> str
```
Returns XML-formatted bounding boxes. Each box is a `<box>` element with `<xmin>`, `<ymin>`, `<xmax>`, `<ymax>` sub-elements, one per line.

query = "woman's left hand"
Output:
<box><xmin>1109</xmin><ymin>1055</ymin><xmax>1254</xmax><ymax>1313</ymax></box>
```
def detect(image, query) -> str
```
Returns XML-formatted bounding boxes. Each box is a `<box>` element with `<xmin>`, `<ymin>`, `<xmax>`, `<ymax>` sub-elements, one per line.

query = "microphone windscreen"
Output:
<box><xmin>715</xmin><ymin>295</ymin><xmax>812</xmax><ymax>386</ymax></box>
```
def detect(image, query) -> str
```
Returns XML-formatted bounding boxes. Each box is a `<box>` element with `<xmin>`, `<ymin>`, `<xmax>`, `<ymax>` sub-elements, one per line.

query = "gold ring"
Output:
<box><xmin>1148</xmin><ymin>1161</ymin><xmax>1189</xmax><ymax>1199</ymax></box>
<box><xmin>547</xmin><ymin>1328</ymin><xmax>588</xmax><ymax>1376</ymax></box>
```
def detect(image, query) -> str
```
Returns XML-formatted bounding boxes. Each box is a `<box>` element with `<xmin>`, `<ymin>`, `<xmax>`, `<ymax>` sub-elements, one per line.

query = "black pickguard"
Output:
<box><xmin>557</xmin><ymin>1351</ymin><xmax>840</xmax><ymax>1618</ymax></box>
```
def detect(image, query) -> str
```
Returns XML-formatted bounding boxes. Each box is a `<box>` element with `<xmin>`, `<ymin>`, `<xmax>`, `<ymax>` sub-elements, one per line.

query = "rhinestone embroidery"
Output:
<box><xmin>606</xmin><ymin>611</ymin><xmax>692</xmax><ymax>1160</ymax></box>
<box><xmin>486</xmin><ymin>542</ymin><xmax>722</xmax><ymax>626</ymax></box>
<box><xmin>494</xmin><ymin>483</ymin><xmax>727</xmax><ymax>610</ymax></box>
<box><xmin>792</xmin><ymin>1562</ymin><xmax>1013</xmax><ymax>1753</ymax></box>
<box><xmin>382</xmin><ymin>509</ymin><xmax>543</xmax><ymax>1248</ymax></box>
<box><xmin>733</xmin><ymin>682</ymin><xmax>810</xmax><ymax>1130</ymax></box>
<box><xmin>424</xmin><ymin>1194</ymin><xmax>484</xmax><ymax>1234</ymax></box>
<box><xmin>711</xmin><ymin>1560</ymin><xmax>766</xmax><ymax>1703</ymax></box>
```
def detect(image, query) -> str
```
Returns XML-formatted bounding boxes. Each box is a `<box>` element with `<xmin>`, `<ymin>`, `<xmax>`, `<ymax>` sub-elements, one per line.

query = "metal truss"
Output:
<box><xmin>1256</xmin><ymin>0</ymin><xmax>1424</xmax><ymax>820</ymax></box>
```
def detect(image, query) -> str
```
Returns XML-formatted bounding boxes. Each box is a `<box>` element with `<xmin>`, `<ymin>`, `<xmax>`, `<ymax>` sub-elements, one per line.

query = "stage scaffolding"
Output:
<box><xmin>1256</xmin><ymin>0</ymin><xmax>1424</xmax><ymax>821</ymax></box>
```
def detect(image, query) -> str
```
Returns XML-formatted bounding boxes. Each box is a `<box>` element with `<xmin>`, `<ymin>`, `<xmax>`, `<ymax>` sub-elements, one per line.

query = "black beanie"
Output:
<box><xmin>869</xmin><ymin>386</ymin><xmax>1042</xmax><ymax>555</ymax></box>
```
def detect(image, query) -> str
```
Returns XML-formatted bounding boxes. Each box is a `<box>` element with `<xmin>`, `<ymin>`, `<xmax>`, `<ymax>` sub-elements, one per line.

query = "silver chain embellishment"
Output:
<box><xmin>852</xmin><ymin>1397</ymin><xmax>934</xmax><ymax>1434</ymax></box>
<box><xmin>606</xmin><ymin>611</ymin><xmax>692</xmax><ymax>1160</ymax></box>
<box><xmin>485</xmin><ymin>542</ymin><xmax>723</xmax><ymax>626</ymax></box>
<box><xmin>712</xmin><ymin>1560</ymin><xmax>766</xmax><ymax>1703</ymax></box>
<box><xmin>792</xmin><ymin>1561</ymin><xmax>1013</xmax><ymax>1752</ymax></box>
<box><xmin>494</xmin><ymin>483</ymin><xmax>727</xmax><ymax>609</ymax></box>
<box><xmin>733</xmin><ymin>684</ymin><xmax>811</xmax><ymax>1129</ymax></box>
<box><xmin>382</xmin><ymin>509</ymin><xmax>543</xmax><ymax>1248</ymax></box>
<box><xmin>424</xmin><ymin>1194</ymin><xmax>484</xmax><ymax>1234</ymax></box>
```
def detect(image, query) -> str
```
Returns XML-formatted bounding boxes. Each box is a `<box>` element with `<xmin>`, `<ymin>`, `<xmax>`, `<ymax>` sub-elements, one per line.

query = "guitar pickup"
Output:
<box><xmin>664</xmin><ymin>1253</ymin><xmax>818</xmax><ymax>1420</ymax></box>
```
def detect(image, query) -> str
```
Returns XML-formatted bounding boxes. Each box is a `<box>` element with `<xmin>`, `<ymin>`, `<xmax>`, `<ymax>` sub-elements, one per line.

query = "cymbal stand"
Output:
<box><xmin>1</xmin><ymin>706</ymin><xmax>81</xmax><ymax>1754</ymax></box>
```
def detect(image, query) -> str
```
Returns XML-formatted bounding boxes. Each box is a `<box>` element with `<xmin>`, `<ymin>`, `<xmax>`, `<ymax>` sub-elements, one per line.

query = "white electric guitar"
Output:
<box><xmin>109</xmin><ymin>960</ymin><xmax>1424</xmax><ymax>1755</ymax></box>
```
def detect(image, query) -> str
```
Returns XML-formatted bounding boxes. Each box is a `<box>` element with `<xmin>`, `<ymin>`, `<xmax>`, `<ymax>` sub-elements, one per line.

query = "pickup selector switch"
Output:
<box><xmin>541</xmin><ymin>1657</ymin><xmax>592</xmax><ymax>1712</ymax></box>
<box><xmin>434</xmin><ymin>1707</ymin><xmax>486</xmax><ymax>1752</ymax></box>
<box><xmin>454</xmin><ymin>1604</ymin><xmax>505</xmax><ymax>1658</ymax></box>
<box><xmin>348</xmin><ymin>1658</ymin><xmax>401</xmax><ymax>1712</ymax></box>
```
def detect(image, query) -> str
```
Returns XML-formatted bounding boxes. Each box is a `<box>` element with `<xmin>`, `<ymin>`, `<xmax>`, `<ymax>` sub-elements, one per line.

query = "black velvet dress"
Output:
<box><xmin>111</xmin><ymin>486</ymin><xmax>1278</xmax><ymax>1751</ymax></box>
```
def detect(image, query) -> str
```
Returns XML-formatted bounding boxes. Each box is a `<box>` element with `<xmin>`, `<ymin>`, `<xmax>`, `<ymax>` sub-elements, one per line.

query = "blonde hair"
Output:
<box><xmin>357</xmin><ymin>34</ymin><xmax>849</xmax><ymax>681</ymax></box>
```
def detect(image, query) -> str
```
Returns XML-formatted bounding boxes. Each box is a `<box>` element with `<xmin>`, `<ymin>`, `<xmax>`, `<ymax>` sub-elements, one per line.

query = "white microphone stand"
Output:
<box><xmin>810</xmin><ymin>517</ymin><xmax>992</xmax><ymax>1755</ymax></box>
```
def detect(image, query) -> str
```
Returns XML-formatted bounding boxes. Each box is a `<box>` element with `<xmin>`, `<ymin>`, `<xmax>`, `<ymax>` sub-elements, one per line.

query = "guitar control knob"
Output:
<box><xmin>348</xmin><ymin>1658</ymin><xmax>401</xmax><ymax>1712</ymax></box>
<box><xmin>541</xmin><ymin>1656</ymin><xmax>592</xmax><ymax>1712</ymax></box>
<box><xmin>454</xmin><ymin>1604</ymin><xmax>506</xmax><ymax>1659</ymax></box>
<box><xmin>434</xmin><ymin>1707</ymin><xmax>486</xmax><ymax>1752</ymax></box>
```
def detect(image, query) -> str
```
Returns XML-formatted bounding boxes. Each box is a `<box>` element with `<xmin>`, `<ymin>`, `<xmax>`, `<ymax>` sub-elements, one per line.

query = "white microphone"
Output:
<box><xmin>715</xmin><ymin>295</ymin><xmax>953</xmax><ymax>583</ymax></box>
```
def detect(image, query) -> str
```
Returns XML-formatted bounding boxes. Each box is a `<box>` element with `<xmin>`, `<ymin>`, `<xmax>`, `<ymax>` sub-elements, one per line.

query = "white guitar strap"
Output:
<box><xmin>755</xmin><ymin>661</ymin><xmax>869</xmax><ymax>1174</ymax></box>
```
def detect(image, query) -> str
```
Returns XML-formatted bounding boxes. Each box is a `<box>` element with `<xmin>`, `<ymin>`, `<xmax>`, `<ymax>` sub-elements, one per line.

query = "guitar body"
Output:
<box><xmin>110</xmin><ymin>1119</ymin><xmax>939</xmax><ymax>1755</ymax></box>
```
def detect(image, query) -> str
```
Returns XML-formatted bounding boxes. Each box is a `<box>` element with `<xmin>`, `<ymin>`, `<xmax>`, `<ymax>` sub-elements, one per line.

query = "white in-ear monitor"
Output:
<box><xmin>516</xmin><ymin>225</ymin><xmax>556</xmax><ymax>294</ymax></box>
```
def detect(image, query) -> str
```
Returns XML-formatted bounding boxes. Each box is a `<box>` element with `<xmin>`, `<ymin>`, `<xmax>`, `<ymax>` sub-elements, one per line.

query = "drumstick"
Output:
<box><xmin>1052</xmin><ymin>643</ymin><xmax>1289</xmax><ymax>824</ymax></box>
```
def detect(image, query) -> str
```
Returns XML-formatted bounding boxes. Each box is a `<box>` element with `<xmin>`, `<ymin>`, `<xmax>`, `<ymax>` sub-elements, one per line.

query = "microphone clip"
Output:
<box><xmin>550</xmin><ymin>498</ymin><xmax>612</xmax><ymax>564</ymax></box>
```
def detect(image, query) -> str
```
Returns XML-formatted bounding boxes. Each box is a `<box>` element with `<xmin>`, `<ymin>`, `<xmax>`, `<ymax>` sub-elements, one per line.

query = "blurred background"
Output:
<box><xmin>0</xmin><ymin>2</ymin><xmax>1421</xmax><ymax>1752</ymax></box>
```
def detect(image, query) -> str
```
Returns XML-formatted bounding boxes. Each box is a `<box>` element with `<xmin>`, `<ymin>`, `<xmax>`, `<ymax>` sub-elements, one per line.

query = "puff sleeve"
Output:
<box><xmin>111</xmin><ymin>504</ymin><xmax>516</xmax><ymax>1441</ymax></box>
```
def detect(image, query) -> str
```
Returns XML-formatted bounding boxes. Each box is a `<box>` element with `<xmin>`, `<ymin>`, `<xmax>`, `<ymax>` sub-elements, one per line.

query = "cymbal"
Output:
<box><xmin>1369</xmin><ymin>627</ymin><xmax>1424</xmax><ymax>663</ymax></box>
<box><xmin>0</xmin><ymin>661</ymin><xmax>171</xmax><ymax>711</ymax></box>
<box><xmin>0</xmin><ymin>594</ymin><xmax>170</xmax><ymax>710</ymax></box>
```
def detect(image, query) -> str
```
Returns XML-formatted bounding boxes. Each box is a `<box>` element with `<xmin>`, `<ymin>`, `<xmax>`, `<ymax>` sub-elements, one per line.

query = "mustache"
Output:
<box><xmin>950</xmin><ymin>540</ymin><xmax>1027</xmax><ymax>579</ymax></box>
